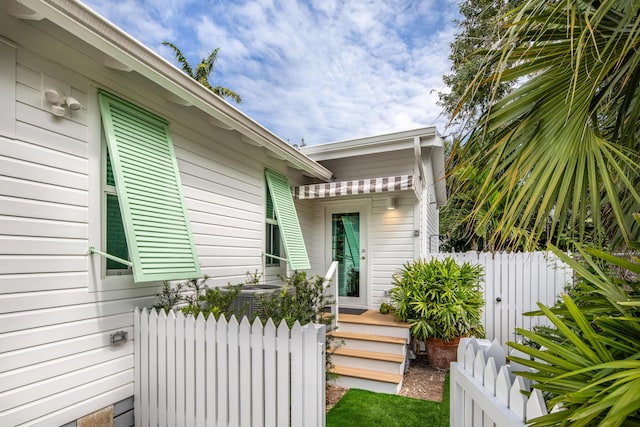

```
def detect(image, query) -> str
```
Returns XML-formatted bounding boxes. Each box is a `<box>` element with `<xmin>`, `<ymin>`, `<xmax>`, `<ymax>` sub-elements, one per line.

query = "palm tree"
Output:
<box><xmin>453</xmin><ymin>0</ymin><xmax>640</xmax><ymax>250</ymax></box>
<box><xmin>163</xmin><ymin>41</ymin><xmax>242</xmax><ymax>104</ymax></box>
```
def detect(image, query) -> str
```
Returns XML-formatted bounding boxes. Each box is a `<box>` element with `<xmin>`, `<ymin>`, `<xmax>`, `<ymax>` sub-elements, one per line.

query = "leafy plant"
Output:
<box><xmin>153</xmin><ymin>280</ymin><xmax>185</xmax><ymax>313</ymax></box>
<box><xmin>152</xmin><ymin>275</ymin><xmax>246</xmax><ymax>320</ymax></box>
<box><xmin>390</xmin><ymin>257</ymin><xmax>485</xmax><ymax>342</ymax></box>
<box><xmin>508</xmin><ymin>220</ymin><xmax>640</xmax><ymax>426</ymax></box>
<box><xmin>379</xmin><ymin>302</ymin><xmax>392</xmax><ymax>315</ymax></box>
<box><xmin>257</xmin><ymin>271</ymin><xmax>340</xmax><ymax>380</ymax></box>
<box><xmin>257</xmin><ymin>271</ymin><xmax>333</xmax><ymax>327</ymax></box>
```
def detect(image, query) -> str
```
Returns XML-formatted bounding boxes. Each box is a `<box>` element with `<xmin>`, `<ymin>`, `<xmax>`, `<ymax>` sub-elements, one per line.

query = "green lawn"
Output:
<box><xmin>326</xmin><ymin>373</ymin><xmax>450</xmax><ymax>427</ymax></box>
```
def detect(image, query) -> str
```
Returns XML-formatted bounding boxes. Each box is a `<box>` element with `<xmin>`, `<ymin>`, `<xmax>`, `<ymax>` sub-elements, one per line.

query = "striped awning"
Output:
<box><xmin>294</xmin><ymin>175</ymin><xmax>419</xmax><ymax>200</ymax></box>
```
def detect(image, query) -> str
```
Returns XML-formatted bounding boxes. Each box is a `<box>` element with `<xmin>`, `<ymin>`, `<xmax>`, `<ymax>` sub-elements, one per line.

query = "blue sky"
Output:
<box><xmin>83</xmin><ymin>0</ymin><xmax>460</xmax><ymax>145</ymax></box>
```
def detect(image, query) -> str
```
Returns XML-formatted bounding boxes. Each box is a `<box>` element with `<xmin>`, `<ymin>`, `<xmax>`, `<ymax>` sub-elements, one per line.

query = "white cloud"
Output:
<box><xmin>84</xmin><ymin>0</ymin><xmax>461</xmax><ymax>144</ymax></box>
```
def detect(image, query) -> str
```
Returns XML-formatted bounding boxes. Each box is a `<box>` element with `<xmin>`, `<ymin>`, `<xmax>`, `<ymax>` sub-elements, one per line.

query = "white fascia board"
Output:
<box><xmin>431</xmin><ymin>145</ymin><xmax>447</xmax><ymax>206</ymax></box>
<box><xmin>19</xmin><ymin>0</ymin><xmax>332</xmax><ymax>181</ymax></box>
<box><xmin>302</xmin><ymin>126</ymin><xmax>440</xmax><ymax>161</ymax></box>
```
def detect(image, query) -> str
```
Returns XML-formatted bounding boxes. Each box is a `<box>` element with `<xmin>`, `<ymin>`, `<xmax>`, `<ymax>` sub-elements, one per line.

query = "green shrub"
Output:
<box><xmin>153</xmin><ymin>275</ymin><xmax>246</xmax><ymax>320</ymax></box>
<box><xmin>257</xmin><ymin>271</ymin><xmax>333</xmax><ymax>327</ymax></box>
<box><xmin>389</xmin><ymin>257</ymin><xmax>485</xmax><ymax>342</ymax></box>
<box><xmin>257</xmin><ymin>271</ymin><xmax>339</xmax><ymax>380</ymax></box>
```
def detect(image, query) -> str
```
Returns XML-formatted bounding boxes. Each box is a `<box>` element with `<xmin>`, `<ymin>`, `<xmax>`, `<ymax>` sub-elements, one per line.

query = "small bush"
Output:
<box><xmin>153</xmin><ymin>275</ymin><xmax>247</xmax><ymax>320</ymax></box>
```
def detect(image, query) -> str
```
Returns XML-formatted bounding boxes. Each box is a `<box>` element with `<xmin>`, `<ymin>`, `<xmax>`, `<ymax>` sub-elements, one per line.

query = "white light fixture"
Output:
<box><xmin>65</xmin><ymin>96</ymin><xmax>82</xmax><ymax>110</ymax></box>
<box><xmin>387</xmin><ymin>197</ymin><xmax>397</xmax><ymax>210</ymax></box>
<box><xmin>44</xmin><ymin>89</ymin><xmax>83</xmax><ymax>116</ymax></box>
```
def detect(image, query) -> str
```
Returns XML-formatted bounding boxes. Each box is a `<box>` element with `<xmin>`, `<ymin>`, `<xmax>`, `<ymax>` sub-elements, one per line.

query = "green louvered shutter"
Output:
<box><xmin>265</xmin><ymin>169</ymin><xmax>310</xmax><ymax>270</ymax></box>
<box><xmin>98</xmin><ymin>91</ymin><xmax>201</xmax><ymax>282</ymax></box>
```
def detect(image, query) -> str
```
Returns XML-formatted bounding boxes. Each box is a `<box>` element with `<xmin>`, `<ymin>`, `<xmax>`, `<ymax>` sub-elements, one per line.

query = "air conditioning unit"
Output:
<box><xmin>231</xmin><ymin>284</ymin><xmax>283</xmax><ymax>320</ymax></box>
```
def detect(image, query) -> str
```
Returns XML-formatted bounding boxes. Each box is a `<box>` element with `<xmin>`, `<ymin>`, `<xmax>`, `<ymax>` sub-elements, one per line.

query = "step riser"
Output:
<box><xmin>337</xmin><ymin>338</ymin><xmax>406</xmax><ymax>355</ymax></box>
<box><xmin>331</xmin><ymin>375</ymin><xmax>402</xmax><ymax>395</ymax></box>
<box><xmin>337</xmin><ymin>322</ymin><xmax>411</xmax><ymax>340</ymax></box>
<box><xmin>332</xmin><ymin>355</ymin><xmax>404</xmax><ymax>374</ymax></box>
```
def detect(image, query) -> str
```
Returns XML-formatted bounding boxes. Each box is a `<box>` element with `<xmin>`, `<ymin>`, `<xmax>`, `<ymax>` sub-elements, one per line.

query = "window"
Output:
<box><xmin>265</xmin><ymin>189</ymin><xmax>281</xmax><ymax>267</ymax></box>
<box><xmin>104</xmin><ymin>148</ymin><xmax>131</xmax><ymax>275</ymax></box>
<box><xmin>97</xmin><ymin>90</ymin><xmax>201</xmax><ymax>283</ymax></box>
<box><xmin>264</xmin><ymin>169</ymin><xmax>310</xmax><ymax>270</ymax></box>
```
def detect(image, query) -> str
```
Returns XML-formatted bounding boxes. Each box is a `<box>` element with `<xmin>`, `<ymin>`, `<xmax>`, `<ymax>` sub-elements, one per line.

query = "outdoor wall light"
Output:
<box><xmin>44</xmin><ymin>89</ymin><xmax>83</xmax><ymax>116</ymax></box>
<box><xmin>387</xmin><ymin>197</ymin><xmax>397</xmax><ymax>210</ymax></box>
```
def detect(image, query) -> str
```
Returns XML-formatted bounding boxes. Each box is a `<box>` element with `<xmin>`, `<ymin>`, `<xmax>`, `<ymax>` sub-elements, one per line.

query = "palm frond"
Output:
<box><xmin>162</xmin><ymin>41</ymin><xmax>194</xmax><ymax>77</ymax></box>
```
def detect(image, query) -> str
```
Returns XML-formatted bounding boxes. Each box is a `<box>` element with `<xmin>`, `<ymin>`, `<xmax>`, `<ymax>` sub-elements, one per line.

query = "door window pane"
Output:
<box><xmin>332</xmin><ymin>212</ymin><xmax>360</xmax><ymax>297</ymax></box>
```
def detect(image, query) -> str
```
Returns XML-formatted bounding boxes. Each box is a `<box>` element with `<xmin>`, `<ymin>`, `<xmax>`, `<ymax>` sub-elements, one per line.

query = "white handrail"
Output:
<box><xmin>323</xmin><ymin>261</ymin><xmax>339</xmax><ymax>330</ymax></box>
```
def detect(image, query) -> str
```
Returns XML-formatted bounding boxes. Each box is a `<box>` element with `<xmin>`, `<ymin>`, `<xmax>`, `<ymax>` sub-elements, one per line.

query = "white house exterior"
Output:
<box><xmin>298</xmin><ymin>129</ymin><xmax>446</xmax><ymax>309</ymax></box>
<box><xmin>0</xmin><ymin>0</ymin><xmax>445</xmax><ymax>424</ymax></box>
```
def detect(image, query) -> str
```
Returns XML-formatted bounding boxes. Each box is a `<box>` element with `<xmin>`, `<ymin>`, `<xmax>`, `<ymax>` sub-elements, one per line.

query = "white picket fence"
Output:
<box><xmin>133</xmin><ymin>307</ymin><xmax>326</xmax><ymax>427</ymax></box>
<box><xmin>429</xmin><ymin>252</ymin><xmax>573</xmax><ymax>346</ymax></box>
<box><xmin>450</xmin><ymin>338</ymin><xmax>551</xmax><ymax>426</ymax></box>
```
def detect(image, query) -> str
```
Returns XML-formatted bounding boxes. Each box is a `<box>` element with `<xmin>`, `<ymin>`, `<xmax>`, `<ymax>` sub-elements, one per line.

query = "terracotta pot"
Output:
<box><xmin>426</xmin><ymin>336</ymin><xmax>461</xmax><ymax>369</ymax></box>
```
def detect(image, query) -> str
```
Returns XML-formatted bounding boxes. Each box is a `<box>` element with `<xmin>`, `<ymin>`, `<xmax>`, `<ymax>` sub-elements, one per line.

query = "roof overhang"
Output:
<box><xmin>302</xmin><ymin>126</ymin><xmax>447</xmax><ymax>206</ymax></box>
<box><xmin>12</xmin><ymin>0</ymin><xmax>332</xmax><ymax>181</ymax></box>
<box><xmin>301</xmin><ymin>127</ymin><xmax>441</xmax><ymax>161</ymax></box>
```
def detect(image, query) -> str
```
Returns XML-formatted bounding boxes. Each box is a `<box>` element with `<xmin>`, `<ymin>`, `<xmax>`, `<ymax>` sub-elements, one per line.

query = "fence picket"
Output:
<box><xmin>527</xmin><ymin>389</ymin><xmax>548</xmax><ymax>421</ymax></box>
<box><xmin>486</xmin><ymin>340</ymin><xmax>506</xmax><ymax>371</ymax></box>
<box><xmin>228</xmin><ymin>316</ymin><xmax>240</xmax><ymax>427</ymax></box>
<box><xmin>185</xmin><ymin>315</ymin><xmax>196</xmax><ymax>427</ymax></box>
<box><xmin>495</xmin><ymin>365</ymin><xmax>511</xmax><ymax>407</ymax></box>
<box><xmin>464</xmin><ymin>344</ymin><xmax>476</xmax><ymax>371</ymax></box>
<box><xmin>251</xmin><ymin>320</ymin><xmax>265</xmax><ymax>427</ymax></box>
<box><xmin>134</xmin><ymin>308</ymin><xmax>142</xmax><ymax>427</ymax></box>
<box><xmin>473</xmin><ymin>351</ymin><xmax>486</xmax><ymax>382</ymax></box>
<box><xmin>175</xmin><ymin>312</ymin><xmax>186</xmax><ymax>427</ymax></box>
<box><xmin>140</xmin><ymin>307</ymin><xmax>150</xmax><ymax>427</ymax></box>
<box><xmin>216</xmin><ymin>315</ymin><xmax>228</xmax><ymax>427</ymax></box>
<box><xmin>484</xmin><ymin>358</ymin><xmax>498</xmax><ymax>395</ymax></box>
<box><xmin>195</xmin><ymin>313</ymin><xmax>206</xmax><ymax>426</ymax></box>
<box><xmin>157</xmin><ymin>310</ymin><xmax>168</xmax><ymax>427</ymax></box>
<box><xmin>148</xmin><ymin>309</ymin><xmax>159</xmax><ymax>427</ymax></box>
<box><xmin>458</xmin><ymin>338</ymin><xmax>470</xmax><ymax>362</ymax></box>
<box><xmin>276</xmin><ymin>320</ymin><xmax>290</xmax><ymax>427</ymax></box>
<box><xmin>167</xmin><ymin>310</ymin><xmax>177</xmax><ymax>427</ymax></box>
<box><xmin>263</xmin><ymin>319</ymin><xmax>277</xmax><ymax>427</ymax></box>
<box><xmin>290</xmin><ymin>321</ymin><xmax>304</xmax><ymax>427</ymax></box>
<box><xmin>239</xmin><ymin>317</ymin><xmax>252</xmax><ymax>427</ymax></box>
<box><xmin>205</xmin><ymin>315</ymin><xmax>217</xmax><ymax>427</ymax></box>
<box><xmin>509</xmin><ymin>376</ymin><xmax>527</xmax><ymax>420</ymax></box>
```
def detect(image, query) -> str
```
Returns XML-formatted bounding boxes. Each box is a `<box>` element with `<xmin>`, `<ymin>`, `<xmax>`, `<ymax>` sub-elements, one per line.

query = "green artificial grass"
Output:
<box><xmin>326</xmin><ymin>373</ymin><xmax>450</xmax><ymax>427</ymax></box>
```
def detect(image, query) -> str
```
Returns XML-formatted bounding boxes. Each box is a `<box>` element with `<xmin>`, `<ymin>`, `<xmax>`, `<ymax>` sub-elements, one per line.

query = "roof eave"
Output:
<box><xmin>301</xmin><ymin>126</ymin><xmax>440</xmax><ymax>161</ymax></box>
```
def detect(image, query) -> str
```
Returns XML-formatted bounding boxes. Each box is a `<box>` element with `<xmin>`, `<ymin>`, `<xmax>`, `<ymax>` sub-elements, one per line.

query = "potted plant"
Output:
<box><xmin>389</xmin><ymin>257</ymin><xmax>485</xmax><ymax>369</ymax></box>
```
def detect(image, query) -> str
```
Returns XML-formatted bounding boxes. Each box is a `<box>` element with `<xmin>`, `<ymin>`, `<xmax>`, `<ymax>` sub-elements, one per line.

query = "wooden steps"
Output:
<box><xmin>328</xmin><ymin>310</ymin><xmax>409</xmax><ymax>394</ymax></box>
<box><xmin>330</xmin><ymin>330</ymin><xmax>407</xmax><ymax>345</ymax></box>
<box><xmin>330</xmin><ymin>366</ymin><xmax>403</xmax><ymax>395</ymax></box>
<box><xmin>331</xmin><ymin>365</ymin><xmax>403</xmax><ymax>384</ymax></box>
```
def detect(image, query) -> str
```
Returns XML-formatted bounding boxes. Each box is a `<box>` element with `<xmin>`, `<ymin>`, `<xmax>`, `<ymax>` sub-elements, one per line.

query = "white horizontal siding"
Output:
<box><xmin>0</xmin><ymin>272</ymin><xmax>88</xmax><ymax>294</ymax></box>
<box><xmin>295</xmin><ymin>199</ymin><xmax>322</xmax><ymax>277</ymax></box>
<box><xmin>369</xmin><ymin>194</ymin><xmax>417</xmax><ymax>307</ymax></box>
<box><xmin>318</xmin><ymin>150</ymin><xmax>414</xmax><ymax>181</ymax></box>
<box><xmin>0</xmin><ymin>313</ymin><xmax>133</xmax><ymax>355</ymax></box>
